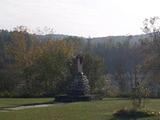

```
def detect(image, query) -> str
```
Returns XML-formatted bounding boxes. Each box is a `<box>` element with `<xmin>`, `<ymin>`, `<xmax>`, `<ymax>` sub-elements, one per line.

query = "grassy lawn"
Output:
<box><xmin>0</xmin><ymin>98</ymin><xmax>53</xmax><ymax>108</ymax></box>
<box><xmin>0</xmin><ymin>98</ymin><xmax>159</xmax><ymax>120</ymax></box>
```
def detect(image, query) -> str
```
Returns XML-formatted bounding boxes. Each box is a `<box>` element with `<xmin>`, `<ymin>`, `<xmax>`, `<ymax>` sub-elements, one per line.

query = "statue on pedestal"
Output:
<box><xmin>55</xmin><ymin>54</ymin><xmax>91</xmax><ymax>102</ymax></box>
<box><xmin>68</xmin><ymin>54</ymin><xmax>90</xmax><ymax>96</ymax></box>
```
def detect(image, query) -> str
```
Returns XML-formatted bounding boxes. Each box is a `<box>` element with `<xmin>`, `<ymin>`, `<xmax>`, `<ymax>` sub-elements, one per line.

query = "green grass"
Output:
<box><xmin>0</xmin><ymin>98</ymin><xmax>159</xmax><ymax>120</ymax></box>
<box><xmin>0</xmin><ymin>98</ymin><xmax>52</xmax><ymax>108</ymax></box>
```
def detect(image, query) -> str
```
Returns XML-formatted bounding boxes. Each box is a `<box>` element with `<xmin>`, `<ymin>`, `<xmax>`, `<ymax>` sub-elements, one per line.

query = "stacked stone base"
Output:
<box><xmin>54</xmin><ymin>73</ymin><xmax>103</xmax><ymax>102</ymax></box>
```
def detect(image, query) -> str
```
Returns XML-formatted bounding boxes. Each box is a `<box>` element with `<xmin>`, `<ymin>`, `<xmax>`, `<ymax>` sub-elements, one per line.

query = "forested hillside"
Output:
<box><xmin>0</xmin><ymin>29</ymin><xmax>105</xmax><ymax>97</ymax></box>
<box><xmin>0</xmin><ymin>18</ymin><xmax>160</xmax><ymax>98</ymax></box>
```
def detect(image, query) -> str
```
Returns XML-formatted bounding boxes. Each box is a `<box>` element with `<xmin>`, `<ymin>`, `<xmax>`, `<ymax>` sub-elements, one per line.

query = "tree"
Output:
<box><xmin>22</xmin><ymin>40</ymin><xmax>75</xmax><ymax>96</ymax></box>
<box><xmin>83</xmin><ymin>53</ymin><xmax>105</xmax><ymax>94</ymax></box>
<box><xmin>141</xmin><ymin>17</ymin><xmax>160</xmax><ymax>84</ymax></box>
<box><xmin>131</xmin><ymin>65</ymin><xmax>149</xmax><ymax>110</ymax></box>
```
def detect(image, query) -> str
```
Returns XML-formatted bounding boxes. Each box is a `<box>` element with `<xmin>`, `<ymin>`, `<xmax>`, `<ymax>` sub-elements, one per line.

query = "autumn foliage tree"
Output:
<box><xmin>0</xmin><ymin>27</ymin><xmax>106</xmax><ymax>97</ymax></box>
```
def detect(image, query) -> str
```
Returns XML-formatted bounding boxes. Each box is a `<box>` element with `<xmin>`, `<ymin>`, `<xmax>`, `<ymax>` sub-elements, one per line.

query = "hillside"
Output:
<box><xmin>45</xmin><ymin>34</ymin><xmax>147</xmax><ymax>44</ymax></box>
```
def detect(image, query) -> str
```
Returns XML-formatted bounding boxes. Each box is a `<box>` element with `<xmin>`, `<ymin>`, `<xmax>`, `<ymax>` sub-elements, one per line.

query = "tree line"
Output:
<box><xmin>0</xmin><ymin>28</ymin><xmax>105</xmax><ymax>97</ymax></box>
<box><xmin>0</xmin><ymin>17</ymin><xmax>160</xmax><ymax>97</ymax></box>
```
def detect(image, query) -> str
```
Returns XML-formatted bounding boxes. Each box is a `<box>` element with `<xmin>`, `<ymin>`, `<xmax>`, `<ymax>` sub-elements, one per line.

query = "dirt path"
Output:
<box><xmin>0</xmin><ymin>103</ymin><xmax>66</xmax><ymax>111</ymax></box>
<box><xmin>7</xmin><ymin>104</ymin><xmax>54</xmax><ymax>110</ymax></box>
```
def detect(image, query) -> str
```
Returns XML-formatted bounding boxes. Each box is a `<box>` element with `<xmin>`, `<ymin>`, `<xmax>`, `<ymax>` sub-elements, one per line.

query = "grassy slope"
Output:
<box><xmin>0</xmin><ymin>98</ymin><xmax>52</xmax><ymax>108</ymax></box>
<box><xmin>0</xmin><ymin>98</ymin><xmax>159</xmax><ymax>120</ymax></box>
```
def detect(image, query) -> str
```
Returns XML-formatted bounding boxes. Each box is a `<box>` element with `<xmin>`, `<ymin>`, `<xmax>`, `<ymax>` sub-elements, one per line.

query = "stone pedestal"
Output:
<box><xmin>68</xmin><ymin>72</ymin><xmax>90</xmax><ymax>96</ymax></box>
<box><xmin>55</xmin><ymin>73</ymin><xmax>91</xmax><ymax>102</ymax></box>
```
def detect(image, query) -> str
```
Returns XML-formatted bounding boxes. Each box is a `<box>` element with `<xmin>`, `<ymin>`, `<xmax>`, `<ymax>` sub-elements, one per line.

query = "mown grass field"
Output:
<box><xmin>0</xmin><ymin>98</ymin><xmax>159</xmax><ymax>120</ymax></box>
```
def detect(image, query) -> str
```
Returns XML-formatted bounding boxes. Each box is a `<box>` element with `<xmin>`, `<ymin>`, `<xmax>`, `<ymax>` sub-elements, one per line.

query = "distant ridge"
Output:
<box><xmin>42</xmin><ymin>33</ymin><xmax>147</xmax><ymax>44</ymax></box>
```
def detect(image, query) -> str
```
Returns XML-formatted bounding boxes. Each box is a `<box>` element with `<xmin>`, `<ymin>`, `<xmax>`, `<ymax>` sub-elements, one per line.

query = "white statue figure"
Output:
<box><xmin>76</xmin><ymin>54</ymin><xmax>83</xmax><ymax>73</ymax></box>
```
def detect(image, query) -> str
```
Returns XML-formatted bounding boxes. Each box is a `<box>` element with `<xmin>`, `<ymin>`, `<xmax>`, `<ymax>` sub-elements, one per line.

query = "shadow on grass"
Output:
<box><xmin>104</xmin><ymin>98</ymin><xmax>129</xmax><ymax>101</ymax></box>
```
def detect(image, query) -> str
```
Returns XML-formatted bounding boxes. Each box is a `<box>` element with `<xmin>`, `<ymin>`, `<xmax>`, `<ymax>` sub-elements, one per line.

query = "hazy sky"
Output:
<box><xmin>0</xmin><ymin>0</ymin><xmax>160</xmax><ymax>37</ymax></box>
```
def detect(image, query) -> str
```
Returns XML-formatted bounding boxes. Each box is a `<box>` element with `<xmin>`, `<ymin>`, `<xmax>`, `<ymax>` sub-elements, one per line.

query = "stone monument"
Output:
<box><xmin>55</xmin><ymin>54</ymin><xmax>91</xmax><ymax>102</ymax></box>
<box><xmin>68</xmin><ymin>54</ymin><xmax>90</xmax><ymax>96</ymax></box>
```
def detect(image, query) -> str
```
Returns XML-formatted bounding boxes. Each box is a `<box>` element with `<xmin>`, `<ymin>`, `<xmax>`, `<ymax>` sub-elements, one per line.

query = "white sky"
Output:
<box><xmin>0</xmin><ymin>0</ymin><xmax>160</xmax><ymax>37</ymax></box>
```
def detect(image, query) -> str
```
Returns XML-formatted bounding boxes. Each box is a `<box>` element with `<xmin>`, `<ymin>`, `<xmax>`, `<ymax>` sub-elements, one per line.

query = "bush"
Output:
<box><xmin>113</xmin><ymin>108</ymin><xmax>155</xmax><ymax>119</ymax></box>
<box><xmin>0</xmin><ymin>91</ymin><xmax>15</xmax><ymax>98</ymax></box>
